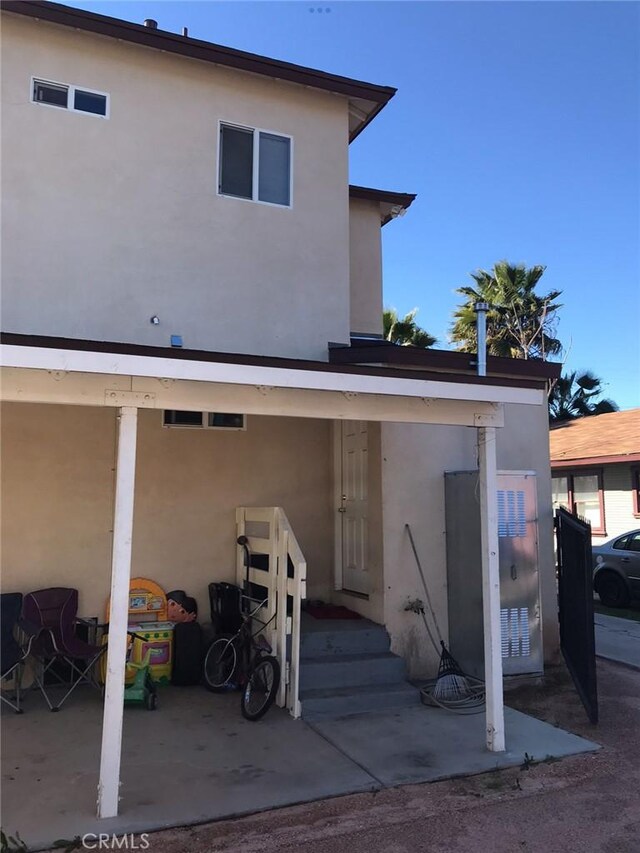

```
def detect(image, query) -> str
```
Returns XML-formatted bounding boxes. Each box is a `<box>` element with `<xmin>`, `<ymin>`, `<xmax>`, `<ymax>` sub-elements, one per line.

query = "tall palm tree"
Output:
<box><xmin>450</xmin><ymin>261</ymin><xmax>562</xmax><ymax>360</ymax></box>
<box><xmin>549</xmin><ymin>370</ymin><xmax>619</xmax><ymax>422</ymax></box>
<box><xmin>383</xmin><ymin>307</ymin><xmax>437</xmax><ymax>348</ymax></box>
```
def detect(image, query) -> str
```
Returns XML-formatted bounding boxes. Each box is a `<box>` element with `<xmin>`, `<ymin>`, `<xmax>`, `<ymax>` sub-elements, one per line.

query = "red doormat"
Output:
<box><xmin>305</xmin><ymin>604</ymin><xmax>362</xmax><ymax>620</ymax></box>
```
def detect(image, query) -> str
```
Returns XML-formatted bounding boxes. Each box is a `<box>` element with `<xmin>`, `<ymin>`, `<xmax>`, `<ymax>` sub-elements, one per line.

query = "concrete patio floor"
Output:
<box><xmin>1</xmin><ymin>684</ymin><xmax>599</xmax><ymax>851</ymax></box>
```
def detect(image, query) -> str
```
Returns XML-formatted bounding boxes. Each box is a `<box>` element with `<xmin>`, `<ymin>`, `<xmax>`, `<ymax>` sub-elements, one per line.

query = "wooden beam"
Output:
<box><xmin>1</xmin><ymin>344</ymin><xmax>544</xmax><ymax>406</ymax></box>
<box><xmin>477</xmin><ymin>426</ymin><xmax>506</xmax><ymax>753</ymax></box>
<box><xmin>1</xmin><ymin>368</ymin><xmax>506</xmax><ymax>428</ymax></box>
<box><xmin>97</xmin><ymin>406</ymin><xmax>138</xmax><ymax>818</ymax></box>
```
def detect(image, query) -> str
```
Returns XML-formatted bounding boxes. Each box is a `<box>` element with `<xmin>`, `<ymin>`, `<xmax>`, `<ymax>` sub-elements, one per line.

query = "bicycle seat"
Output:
<box><xmin>254</xmin><ymin>634</ymin><xmax>272</xmax><ymax>653</ymax></box>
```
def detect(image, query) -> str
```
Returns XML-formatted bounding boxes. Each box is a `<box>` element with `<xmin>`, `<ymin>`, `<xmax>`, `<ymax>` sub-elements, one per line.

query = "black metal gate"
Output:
<box><xmin>555</xmin><ymin>507</ymin><xmax>598</xmax><ymax>723</ymax></box>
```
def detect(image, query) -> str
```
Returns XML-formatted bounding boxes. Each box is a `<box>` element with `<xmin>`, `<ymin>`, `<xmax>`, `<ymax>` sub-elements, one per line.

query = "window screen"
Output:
<box><xmin>163</xmin><ymin>410</ymin><xmax>204</xmax><ymax>427</ymax></box>
<box><xmin>220</xmin><ymin>125</ymin><xmax>253</xmax><ymax>199</ymax></box>
<box><xmin>74</xmin><ymin>89</ymin><xmax>107</xmax><ymax>116</ymax></box>
<box><xmin>573</xmin><ymin>474</ymin><xmax>601</xmax><ymax>529</ymax></box>
<box><xmin>33</xmin><ymin>80</ymin><xmax>68</xmax><ymax>108</ymax></box>
<box><xmin>551</xmin><ymin>476</ymin><xmax>569</xmax><ymax>512</ymax></box>
<box><xmin>258</xmin><ymin>132</ymin><xmax>290</xmax><ymax>205</ymax></box>
<box><xmin>208</xmin><ymin>413</ymin><xmax>245</xmax><ymax>429</ymax></box>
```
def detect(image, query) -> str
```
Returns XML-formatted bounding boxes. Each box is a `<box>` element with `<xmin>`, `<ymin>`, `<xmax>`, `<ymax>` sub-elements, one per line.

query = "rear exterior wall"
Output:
<box><xmin>0</xmin><ymin>403</ymin><xmax>334</xmax><ymax>620</ymax></box>
<box><xmin>1</xmin><ymin>13</ymin><xmax>351</xmax><ymax>360</ymax></box>
<box><xmin>378</xmin><ymin>402</ymin><xmax>559</xmax><ymax>678</ymax></box>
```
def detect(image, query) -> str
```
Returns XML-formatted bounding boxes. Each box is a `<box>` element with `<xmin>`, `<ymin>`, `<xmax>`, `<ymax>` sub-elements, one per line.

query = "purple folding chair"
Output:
<box><xmin>1</xmin><ymin>592</ymin><xmax>34</xmax><ymax>714</ymax></box>
<box><xmin>23</xmin><ymin>588</ymin><xmax>105</xmax><ymax>712</ymax></box>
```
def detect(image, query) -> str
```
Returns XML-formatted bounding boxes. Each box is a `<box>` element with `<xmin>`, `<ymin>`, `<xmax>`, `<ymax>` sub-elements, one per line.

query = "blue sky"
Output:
<box><xmin>64</xmin><ymin>1</ymin><xmax>639</xmax><ymax>409</ymax></box>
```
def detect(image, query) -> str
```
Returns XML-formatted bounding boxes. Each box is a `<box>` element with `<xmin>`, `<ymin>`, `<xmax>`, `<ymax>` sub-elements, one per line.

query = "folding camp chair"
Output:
<box><xmin>23</xmin><ymin>587</ymin><xmax>105</xmax><ymax>712</ymax></box>
<box><xmin>1</xmin><ymin>592</ymin><xmax>34</xmax><ymax>714</ymax></box>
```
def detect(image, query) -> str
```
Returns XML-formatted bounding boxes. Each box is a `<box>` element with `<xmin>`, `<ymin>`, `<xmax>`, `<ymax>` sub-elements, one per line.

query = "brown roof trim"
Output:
<box><xmin>329</xmin><ymin>341</ymin><xmax>561</xmax><ymax>381</ymax></box>
<box><xmin>349</xmin><ymin>185</ymin><xmax>417</xmax><ymax>225</ymax></box>
<box><xmin>1</xmin><ymin>332</ymin><xmax>548</xmax><ymax>391</ymax></box>
<box><xmin>349</xmin><ymin>186</ymin><xmax>416</xmax><ymax>207</ymax></box>
<box><xmin>551</xmin><ymin>454</ymin><xmax>640</xmax><ymax>469</ymax></box>
<box><xmin>2</xmin><ymin>1</ymin><xmax>396</xmax><ymax>141</ymax></box>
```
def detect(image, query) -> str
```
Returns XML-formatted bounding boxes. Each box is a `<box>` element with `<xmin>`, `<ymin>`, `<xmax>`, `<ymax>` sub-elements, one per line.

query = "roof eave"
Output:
<box><xmin>2</xmin><ymin>0</ymin><xmax>396</xmax><ymax>141</ymax></box>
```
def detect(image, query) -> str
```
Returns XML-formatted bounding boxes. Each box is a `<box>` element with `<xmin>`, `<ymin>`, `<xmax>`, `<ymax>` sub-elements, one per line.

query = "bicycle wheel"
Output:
<box><xmin>203</xmin><ymin>638</ymin><xmax>237</xmax><ymax>692</ymax></box>
<box><xmin>241</xmin><ymin>655</ymin><xmax>280</xmax><ymax>721</ymax></box>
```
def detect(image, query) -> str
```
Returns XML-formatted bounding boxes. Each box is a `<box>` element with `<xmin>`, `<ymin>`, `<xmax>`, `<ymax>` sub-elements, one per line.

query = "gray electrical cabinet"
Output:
<box><xmin>444</xmin><ymin>470</ymin><xmax>542</xmax><ymax>679</ymax></box>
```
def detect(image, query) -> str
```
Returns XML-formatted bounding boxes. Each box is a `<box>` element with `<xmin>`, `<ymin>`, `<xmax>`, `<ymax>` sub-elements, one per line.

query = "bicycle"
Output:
<box><xmin>203</xmin><ymin>537</ymin><xmax>280</xmax><ymax>721</ymax></box>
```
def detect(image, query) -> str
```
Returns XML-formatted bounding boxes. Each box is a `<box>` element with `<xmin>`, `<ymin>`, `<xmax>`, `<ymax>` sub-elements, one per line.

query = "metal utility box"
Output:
<box><xmin>445</xmin><ymin>470</ymin><xmax>542</xmax><ymax>679</ymax></box>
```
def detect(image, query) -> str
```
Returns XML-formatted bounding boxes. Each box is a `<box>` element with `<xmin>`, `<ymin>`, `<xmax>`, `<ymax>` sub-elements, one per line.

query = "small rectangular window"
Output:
<box><xmin>33</xmin><ymin>79</ymin><xmax>68</xmax><ymax>108</ymax></box>
<box><xmin>163</xmin><ymin>411</ymin><xmax>246</xmax><ymax>430</ymax></box>
<box><xmin>164</xmin><ymin>410</ymin><xmax>204</xmax><ymax>427</ymax></box>
<box><xmin>207</xmin><ymin>413</ymin><xmax>245</xmax><ymax>429</ymax></box>
<box><xmin>74</xmin><ymin>89</ymin><xmax>107</xmax><ymax>116</ymax></box>
<box><xmin>219</xmin><ymin>123</ymin><xmax>291</xmax><ymax>207</ymax></box>
<box><xmin>32</xmin><ymin>78</ymin><xmax>109</xmax><ymax>118</ymax></box>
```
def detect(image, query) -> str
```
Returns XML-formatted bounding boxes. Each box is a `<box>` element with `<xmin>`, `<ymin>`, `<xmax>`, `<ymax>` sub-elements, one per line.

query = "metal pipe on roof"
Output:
<box><xmin>475</xmin><ymin>302</ymin><xmax>489</xmax><ymax>377</ymax></box>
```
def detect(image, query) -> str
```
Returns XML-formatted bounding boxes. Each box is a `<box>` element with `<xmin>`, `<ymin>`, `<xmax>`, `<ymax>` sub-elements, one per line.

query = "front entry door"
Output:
<box><xmin>339</xmin><ymin>421</ymin><xmax>369</xmax><ymax>595</ymax></box>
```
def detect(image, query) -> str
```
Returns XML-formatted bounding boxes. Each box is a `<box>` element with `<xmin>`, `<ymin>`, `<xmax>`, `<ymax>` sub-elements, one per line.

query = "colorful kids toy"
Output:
<box><xmin>124</xmin><ymin>633</ymin><xmax>158</xmax><ymax>711</ymax></box>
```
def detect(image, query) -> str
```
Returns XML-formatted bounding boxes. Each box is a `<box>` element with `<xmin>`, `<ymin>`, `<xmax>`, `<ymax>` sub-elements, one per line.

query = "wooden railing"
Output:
<box><xmin>236</xmin><ymin>506</ymin><xmax>307</xmax><ymax>718</ymax></box>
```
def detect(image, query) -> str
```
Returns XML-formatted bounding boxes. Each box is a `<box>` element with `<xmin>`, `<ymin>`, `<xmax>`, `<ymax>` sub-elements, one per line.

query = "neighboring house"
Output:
<box><xmin>550</xmin><ymin>408</ymin><xmax>640</xmax><ymax>545</ymax></box>
<box><xmin>1</xmin><ymin>0</ymin><xmax>560</xmax><ymax>820</ymax></box>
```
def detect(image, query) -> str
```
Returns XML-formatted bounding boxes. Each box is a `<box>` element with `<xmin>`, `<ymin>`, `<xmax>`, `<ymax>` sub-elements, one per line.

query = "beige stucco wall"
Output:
<box><xmin>0</xmin><ymin>403</ymin><xmax>334</xmax><ymax>620</ymax></box>
<box><xmin>1</xmin><ymin>14</ymin><xmax>351</xmax><ymax>359</ymax></box>
<box><xmin>379</xmin><ymin>403</ymin><xmax>559</xmax><ymax>679</ymax></box>
<box><xmin>349</xmin><ymin>198</ymin><xmax>383</xmax><ymax>336</ymax></box>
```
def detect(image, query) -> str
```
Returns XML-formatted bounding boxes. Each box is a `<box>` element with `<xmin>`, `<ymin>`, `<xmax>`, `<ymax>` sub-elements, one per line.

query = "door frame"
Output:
<box><xmin>332</xmin><ymin>420</ymin><xmax>371</xmax><ymax>595</ymax></box>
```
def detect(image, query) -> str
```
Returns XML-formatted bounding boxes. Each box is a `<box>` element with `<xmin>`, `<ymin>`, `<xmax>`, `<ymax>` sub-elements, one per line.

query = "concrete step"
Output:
<box><xmin>300</xmin><ymin>625</ymin><xmax>391</xmax><ymax>659</ymax></box>
<box><xmin>301</xmin><ymin>682</ymin><xmax>421</xmax><ymax>719</ymax></box>
<box><xmin>299</xmin><ymin>652</ymin><xmax>407</xmax><ymax>692</ymax></box>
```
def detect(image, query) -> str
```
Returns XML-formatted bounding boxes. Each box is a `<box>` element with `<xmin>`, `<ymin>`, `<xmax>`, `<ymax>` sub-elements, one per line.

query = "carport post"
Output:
<box><xmin>97</xmin><ymin>406</ymin><xmax>138</xmax><ymax>818</ymax></box>
<box><xmin>477</xmin><ymin>426</ymin><xmax>506</xmax><ymax>752</ymax></box>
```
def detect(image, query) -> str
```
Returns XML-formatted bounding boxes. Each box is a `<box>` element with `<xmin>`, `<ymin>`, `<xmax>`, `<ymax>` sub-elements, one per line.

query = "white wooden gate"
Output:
<box><xmin>235</xmin><ymin>506</ymin><xmax>307</xmax><ymax>718</ymax></box>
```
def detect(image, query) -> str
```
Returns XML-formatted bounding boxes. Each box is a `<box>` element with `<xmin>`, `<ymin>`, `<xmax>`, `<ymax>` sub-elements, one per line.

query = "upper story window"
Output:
<box><xmin>219</xmin><ymin>123</ymin><xmax>292</xmax><ymax>207</ymax></box>
<box><xmin>32</xmin><ymin>78</ymin><xmax>109</xmax><ymax>118</ymax></box>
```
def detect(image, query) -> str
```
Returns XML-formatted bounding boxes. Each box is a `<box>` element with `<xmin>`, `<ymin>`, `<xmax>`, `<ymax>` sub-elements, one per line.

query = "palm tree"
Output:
<box><xmin>548</xmin><ymin>370</ymin><xmax>619</xmax><ymax>422</ymax></box>
<box><xmin>450</xmin><ymin>261</ymin><xmax>562</xmax><ymax>360</ymax></box>
<box><xmin>383</xmin><ymin>307</ymin><xmax>437</xmax><ymax>348</ymax></box>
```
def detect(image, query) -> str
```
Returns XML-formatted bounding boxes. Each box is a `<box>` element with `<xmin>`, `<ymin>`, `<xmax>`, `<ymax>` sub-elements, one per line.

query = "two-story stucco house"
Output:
<box><xmin>1</xmin><ymin>0</ymin><xmax>562</xmax><ymax>822</ymax></box>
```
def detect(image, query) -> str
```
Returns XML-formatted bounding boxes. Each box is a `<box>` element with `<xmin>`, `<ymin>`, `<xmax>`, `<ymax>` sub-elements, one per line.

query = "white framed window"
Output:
<box><xmin>31</xmin><ymin>78</ymin><xmax>110</xmax><ymax>118</ymax></box>
<box><xmin>218</xmin><ymin>122</ymin><xmax>292</xmax><ymax>207</ymax></box>
<box><xmin>163</xmin><ymin>411</ymin><xmax>246</xmax><ymax>430</ymax></box>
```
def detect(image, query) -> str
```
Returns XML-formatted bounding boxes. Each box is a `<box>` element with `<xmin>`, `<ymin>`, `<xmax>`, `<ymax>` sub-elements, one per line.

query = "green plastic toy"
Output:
<box><xmin>125</xmin><ymin>633</ymin><xmax>158</xmax><ymax>711</ymax></box>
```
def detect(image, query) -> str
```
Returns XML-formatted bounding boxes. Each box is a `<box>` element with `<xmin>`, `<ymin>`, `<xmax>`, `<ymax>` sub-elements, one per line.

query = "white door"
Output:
<box><xmin>339</xmin><ymin>420</ymin><xmax>369</xmax><ymax>594</ymax></box>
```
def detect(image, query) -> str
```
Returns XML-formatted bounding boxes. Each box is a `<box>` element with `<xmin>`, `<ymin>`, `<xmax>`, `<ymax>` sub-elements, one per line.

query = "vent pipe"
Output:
<box><xmin>474</xmin><ymin>301</ymin><xmax>489</xmax><ymax>376</ymax></box>
<box><xmin>182</xmin><ymin>27</ymin><xmax>189</xmax><ymax>37</ymax></box>
<box><xmin>143</xmin><ymin>19</ymin><xmax>158</xmax><ymax>29</ymax></box>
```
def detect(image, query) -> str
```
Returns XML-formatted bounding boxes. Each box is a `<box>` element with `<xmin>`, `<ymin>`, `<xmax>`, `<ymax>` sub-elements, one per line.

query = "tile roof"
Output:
<box><xmin>550</xmin><ymin>408</ymin><xmax>640</xmax><ymax>467</ymax></box>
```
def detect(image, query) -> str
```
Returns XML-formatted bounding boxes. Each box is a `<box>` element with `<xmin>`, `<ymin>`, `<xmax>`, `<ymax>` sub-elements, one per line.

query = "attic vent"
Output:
<box><xmin>143</xmin><ymin>18</ymin><xmax>158</xmax><ymax>28</ymax></box>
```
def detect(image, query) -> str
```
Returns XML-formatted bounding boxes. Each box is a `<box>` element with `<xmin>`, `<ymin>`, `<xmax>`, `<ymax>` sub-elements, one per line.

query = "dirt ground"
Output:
<box><xmin>49</xmin><ymin>659</ymin><xmax>640</xmax><ymax>852</ymax></box>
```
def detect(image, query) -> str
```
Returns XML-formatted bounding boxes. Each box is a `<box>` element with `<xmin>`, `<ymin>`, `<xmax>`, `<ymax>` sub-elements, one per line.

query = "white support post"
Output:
<box><xmin>97</xmin><ymin>406</ymin><xmax>138</xmax><ymax>818</ymax></box>
<box><xmin>276</xmin><ymin>526</ymin><xmax>289</xmax><ymax>709</ymax></box>
<box><xmin>477</xmin><ymin>426</ymin><xmax>506</xmax><ymax>752</ymax></box>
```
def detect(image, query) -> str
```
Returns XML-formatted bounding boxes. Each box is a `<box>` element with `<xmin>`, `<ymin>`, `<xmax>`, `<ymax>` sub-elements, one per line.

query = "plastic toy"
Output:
<box><xmin>124</xmin><ymin>633</ymin><xmax>158</xmax><ymax>711</ymax></box>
